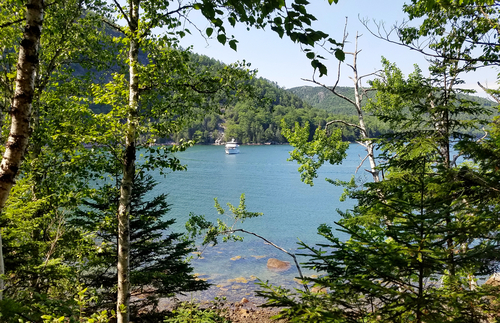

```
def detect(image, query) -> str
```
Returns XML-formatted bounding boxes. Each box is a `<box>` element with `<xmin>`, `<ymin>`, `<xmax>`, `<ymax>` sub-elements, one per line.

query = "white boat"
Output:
<box><xmin>225</xmin><ymin>139</ymin><xmax>240</xmax><ymax>154</ymax></box>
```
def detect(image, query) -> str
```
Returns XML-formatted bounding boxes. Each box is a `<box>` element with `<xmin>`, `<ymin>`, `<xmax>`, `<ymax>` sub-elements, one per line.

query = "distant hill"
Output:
<box><xmin>287</xmin><ymin>86</ymin><xmax>372</xmax><ymax>115</ymax></box>
<box><xmin>288</xmin><ymin>85</ymin><xmax>497</xmax><ymax>114</ymax></box>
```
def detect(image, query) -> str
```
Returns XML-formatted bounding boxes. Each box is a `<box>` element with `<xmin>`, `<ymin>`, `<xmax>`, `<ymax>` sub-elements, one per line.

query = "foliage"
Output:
<box><xmin>40</xmin><ymin>288</ymin><xmax>116</xmax><ymax>323</ymax></box>
<box><xmin>72</xmin><ymin>171</ymin><xmax>208</xmax><ymax>320</ymax></box>
<box><xmin>0</xmin><ymin>176</ymin><xmax>101</xmax><ymax>322</ymax></box>
<box><xmin>258</xmin><ymin>57</ymin><xmax>500</xmax><ymax>322</ymax></box>
<box><xmin>172</xmin><ymin>74</ymin><xmax>353</xmax><ymax>144</ymax></box>
<box><xmin>400</xmin><ymin>0</ymin><xmax>500</xmax><ymax>66</ymax></box>
<box><xmin>164</xmin><ymin>297</ymin><xmax>230</xmax><ymax>323</ymax></box>
<box><xmin>185</xmin><ymin>193</ymin><xmax>263</xmax><ymax>247</ymax></box>
<box><xmin>281</xmin><ymin>120</ymin><xmax>348</xmax><ymax>186</ymax></box>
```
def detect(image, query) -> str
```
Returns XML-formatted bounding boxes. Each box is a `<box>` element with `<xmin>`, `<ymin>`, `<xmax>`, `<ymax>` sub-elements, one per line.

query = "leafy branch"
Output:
<box><xmin>185</xmin><ymin>193</ymin><xmax>309</xmax><ymax>291</ymax></box>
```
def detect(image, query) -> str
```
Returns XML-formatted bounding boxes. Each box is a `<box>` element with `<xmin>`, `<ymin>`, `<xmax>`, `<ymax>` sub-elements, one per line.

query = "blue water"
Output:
<box><xmin>151</xmin><ymin>144</ymin><xmax>370</xmax><ymax>303</ymax></box>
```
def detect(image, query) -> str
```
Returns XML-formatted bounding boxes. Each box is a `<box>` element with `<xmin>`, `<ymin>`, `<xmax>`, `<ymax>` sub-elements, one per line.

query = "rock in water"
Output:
<box><xmin>485</xmin><ymin>273</ymin><xmax>500</xmax><ymax>287</ymax></box>
<box><xmin>266</xmin><ymin>258</ymin><xmax>291</xmax><ymax>271</ymax></box>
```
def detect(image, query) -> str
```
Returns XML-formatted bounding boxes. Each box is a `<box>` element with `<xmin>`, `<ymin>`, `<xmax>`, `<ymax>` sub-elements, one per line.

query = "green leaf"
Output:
<box><xmin>229</xmin><ymin>39</ymin><xmax>238</xmax><ymax>51</ymax></box>
<box><xmin>306</xmin><ymin>52</ymin><xmax>315</xmax><ymax>59</ymax></box>
<box><xmin>334</xmin><ymin>49</ymin><xmax>345</xmax><ymax>61</ymax></box>
<box><xmin>206</xmin><ymin>27</ymin><xmax>213</xmax><ymax>37</ymax></box>
<box><xmin>217</xmin><ymin>34</ymin><xmax>227</xmax><ymax>45</ymax></box>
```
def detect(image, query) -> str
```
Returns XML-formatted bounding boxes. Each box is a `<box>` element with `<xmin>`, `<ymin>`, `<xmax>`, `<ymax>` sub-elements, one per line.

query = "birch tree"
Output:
<box><xmin>96</xmin><ymin>1</ymin><xmax>341</xmax><ymax>321</ymax></box>
<box><xmin>0</xmin><ymin>0</ymin><xmax>43</xmax><ymax>224</ymax></box>
<box><xmin>0</xmin><ymin>0</ymin><xmax>44</xmax><ymax>300</ymax></box>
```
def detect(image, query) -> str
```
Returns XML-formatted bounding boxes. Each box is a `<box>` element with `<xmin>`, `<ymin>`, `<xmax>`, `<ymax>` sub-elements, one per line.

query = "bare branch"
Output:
<box><xmin>361</xmin><ymin>18</ymin><xmax>500</xmax><ymax>65</ymax></box>
<box><xmin>358</xmin><ymin>70</ymin><xmax>381</xmax><ymax>82</ymax></box>
<box><xmin>112</xmin><ymin>0</ymin><xmax>131</xmax><ymax>27</ymax></box>
<box><xmin>325</xmin><ymin>119</ymin><xmax>365</xmax><ymax>132</ymax></box>
<box><xmin>101</xmin><ymin>18</ymin><xmax>126</xmax><ymax>35</ymax></box>
<box><xmin>301</xmin><ymin>77</ymin><xmax>358</xmax><ymax>107</ymax></box>
<box><xmin>219</xmin><ymin>228</ymin><xmax>309</xmax><ymax>291</ymax></box>
<box><xmin>356</xmin><ymin>154</ymin><xmax>369</xmax><ymax>173</ymax></box>
<box><xmin>478</xmin><ymin>82</ymin><xmax>500</xmax><ymax>103</ymax></box>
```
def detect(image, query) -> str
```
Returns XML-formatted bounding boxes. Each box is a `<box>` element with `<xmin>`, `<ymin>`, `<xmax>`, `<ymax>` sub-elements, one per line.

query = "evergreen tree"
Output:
<box><xmin>72</xmin><ymin>171</ymin><xmax>208</xmax><ymax>321</ymax></box>
<box><xmin>258</xmin><ymin>59</ymin><xmax>500</xmax><ymax>322</ymax></box>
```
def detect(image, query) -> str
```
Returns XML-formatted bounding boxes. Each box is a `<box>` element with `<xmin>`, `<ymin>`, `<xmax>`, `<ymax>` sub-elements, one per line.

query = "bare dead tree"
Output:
<box><xmin>302</xmin><ymin>19</ymin><xmax>381</xmax><ymax>182</ymax></box>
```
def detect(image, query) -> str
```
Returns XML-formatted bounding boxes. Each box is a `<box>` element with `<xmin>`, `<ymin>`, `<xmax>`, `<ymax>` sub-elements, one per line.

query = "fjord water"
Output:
<box><xmin>153</xmin><ymin>144</ymin><xmax>367</xmax><ymax>302</ymax></box>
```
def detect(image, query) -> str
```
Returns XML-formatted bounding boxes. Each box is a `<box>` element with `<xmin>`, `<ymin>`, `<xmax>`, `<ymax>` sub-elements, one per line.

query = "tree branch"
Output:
<box><xmin>356</xmin><ymin>153</ymin><xmax>369</xmax><ymax>173</ymax></box>
<box><xmin>0</xmin><ymin>18</ymin><xmax>24</xmax><ymax>28</ymax></box>
<box><xmin>325</xmin><ymin>119</ymin><xmax>365</xmax><ymax>132</ymax></box>
<box><xmin>362</xmin><ymin>18</ymin><xmax>500</xmax><ymax>65</ymax></box>
<box><xmin>219</xmin><ymin>228</ymin><xmax>309</xmax><ymax>292</ymax></box>
<box><xmin>478</xmin><ymin>81</ymin><xmax>500</xmax><ymax>103</ymax></box>
<box><xmin>101</xmin><ymin>18</ymin><xmax>127</xmax><ymax>35</ymax></box>
<box><xmin>112</xmin><ymin>0</ymin><xmax>131</xmax><ymax>27</ymax></box>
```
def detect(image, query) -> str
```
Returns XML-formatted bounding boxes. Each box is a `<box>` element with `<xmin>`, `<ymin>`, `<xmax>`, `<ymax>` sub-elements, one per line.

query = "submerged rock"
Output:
<box><xmin>266</xmin><ymin>258</ymin><xmax>291</xmax><ymax>271</ymax></box>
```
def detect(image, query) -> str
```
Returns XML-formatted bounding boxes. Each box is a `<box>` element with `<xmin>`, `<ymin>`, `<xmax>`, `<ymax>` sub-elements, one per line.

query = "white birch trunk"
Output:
<box><xmin>116</xmin><ymin>1</ymin><xmax>139</xmax><ymax>322</ymax></box>
<box><xmin>0</xmin><ymin>0</ymin><xmax>44</xmax><ymax>300</ymax></box>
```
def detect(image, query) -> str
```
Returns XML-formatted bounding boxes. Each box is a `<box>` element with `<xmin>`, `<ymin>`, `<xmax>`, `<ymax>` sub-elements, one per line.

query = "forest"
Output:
<box><xmin>173</xmin><ymin>57</ymin><xmax>493</xmax><ymax>145</ymax></box>
<box><xmin>173</xmin><ymin>72</ymin><xmax>393</xmax><ymax>144</ymax></box>
<box><xmin>1</xmin><ymin>0</ymin><xmax>500</xmax><ymax>323</ymax></box>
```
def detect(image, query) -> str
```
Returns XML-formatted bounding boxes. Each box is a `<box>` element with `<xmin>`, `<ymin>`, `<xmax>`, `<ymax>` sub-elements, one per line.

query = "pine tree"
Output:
<box><xmin>73</xmin><ymin>171</ymin><xmax>208</xmax><ymax>320</ymax></box>
<box><xmin>258</xmin><ymin>59</ymin><xmax>500</xmax><ymax>323</ymax></box>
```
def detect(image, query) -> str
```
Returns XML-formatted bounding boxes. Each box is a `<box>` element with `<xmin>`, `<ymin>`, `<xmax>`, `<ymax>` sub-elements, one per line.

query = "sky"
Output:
<box><xmin>176</xmin><ymin>0</ymin><xmax>499</xmax><ymax>98</ymax></box>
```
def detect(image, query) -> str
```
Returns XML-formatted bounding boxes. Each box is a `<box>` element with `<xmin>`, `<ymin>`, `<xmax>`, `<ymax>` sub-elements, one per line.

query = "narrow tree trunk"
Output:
<box><xmin>350</xmin><ymin>34</ymin><xmax>379</xmax><ymax>182</ymax></box>
<box><xmin>116</xmin><ymin>1</ymin><xmax>139</xmax><ymax>322</ymax></box>
<box><xmin>0</xmin><ymin>0</ymin><xmax>44</xmax><ymax>300</ymax></box>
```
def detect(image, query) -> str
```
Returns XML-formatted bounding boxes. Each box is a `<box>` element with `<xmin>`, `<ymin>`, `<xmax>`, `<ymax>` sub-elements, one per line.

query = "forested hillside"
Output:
<box><xmin>289</xmin><ymin>85</ymin><xmax>497</xmax><ymax>113</ymax></box>
<box><xmin>172</xmin><ymin>74</ymin><xmax>495</xmax><ymax>145</ymax></box>
<box><xmin>171</xmin><ymin>57</ymin><xmax>391</xmax><ymax>144</ymax></box>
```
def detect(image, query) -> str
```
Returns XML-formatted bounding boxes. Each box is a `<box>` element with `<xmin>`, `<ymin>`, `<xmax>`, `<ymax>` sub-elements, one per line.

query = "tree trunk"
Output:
<box><xmin>0</xmin><ymin>0</ymin><xmax>44</xmax><ymax>300</ymax></box>
<box><xmin>116</xmin><ymin>1</ymin><xmax>139</xmax><ymax>322</ymax></box>
<box><xmin>350</xmin><ymin>36</ymin><xmax>379</xmax><ymax>182</ymax></box>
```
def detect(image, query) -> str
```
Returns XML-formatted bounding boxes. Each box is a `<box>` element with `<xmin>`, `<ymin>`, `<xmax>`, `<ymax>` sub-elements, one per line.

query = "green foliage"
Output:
<box><xmin>191</xmin><ymin>0</ymin><xmax>342</xmax><ymax>75</ymax></box>
<box><xmin>259</xmin><ymin>57</ymin><xmax>500</xmax><ymax>322</ymax></box>
<box><xmin>41</xmin><ymin>288</ymin><xmax>115</xmax><ymax>323</ymax></box>
<box><xmin>281</xmin><ymin>120</ymin><xmax>349</xmax><ymax>185</ymax></box>
<box><xmin>173</xmin><ymin>74</ymin><xmax>343</xmax><ymax>144</ymax></box>
<box><xmin>185</xmin><ymin>193</ymin><xmax>263</xmax><ymax>246</ymax></box>
<box><xmin>400</xmin><ymin>0</ymin><xmax>500</xmax><ymax>66</ymax></box>
<box><xmin>0</xmin><ymin>175</ymin><xmax>99</xmax><ymax>322</ymax></box>
<box><xmin>289</xmin><ymin>86</ymin><xmax>376</xmax><ymax>115</ymax></box>
<box><xmin>72</xmin><ymin>171</ymin><xmax>208</xmax><ymax>320</ymax></box>
<box><xmin>164</xmin><ymin>297</ymin><xmax>229</xmax><ymax>323</ymax></box>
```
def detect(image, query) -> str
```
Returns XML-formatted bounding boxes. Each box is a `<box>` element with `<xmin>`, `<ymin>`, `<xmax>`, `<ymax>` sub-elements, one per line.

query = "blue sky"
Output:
<box><xmin>177</xmin><ymin>0</ymin><xmax>498</xmax><ymax>97</ymax></box>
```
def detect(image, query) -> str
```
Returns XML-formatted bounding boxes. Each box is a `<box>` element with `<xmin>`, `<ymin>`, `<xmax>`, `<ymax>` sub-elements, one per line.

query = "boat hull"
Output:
<box><xmin>225</xmin><ymin>139</ymin><xmax>240</xmax><ymax>154</ymax></box>
<box><xmin>225</xmin><ymin>147</ymin><xmax>239</xmax><ymax>154</ymax></box>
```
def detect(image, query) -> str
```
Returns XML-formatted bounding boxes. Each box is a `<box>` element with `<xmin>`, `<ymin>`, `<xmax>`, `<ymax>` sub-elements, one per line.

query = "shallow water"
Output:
<box><xmin>148</xmin><ymin>144</ymin><xmax>370</xmax><ymax>302</ymax></box>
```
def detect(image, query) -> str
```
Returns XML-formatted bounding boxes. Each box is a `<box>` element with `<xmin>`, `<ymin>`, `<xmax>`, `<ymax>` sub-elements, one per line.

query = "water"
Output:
<box><xmin>150</xmin><ymin>144</ymin><xmax>369</xmax><ymax>303</ymax></box>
